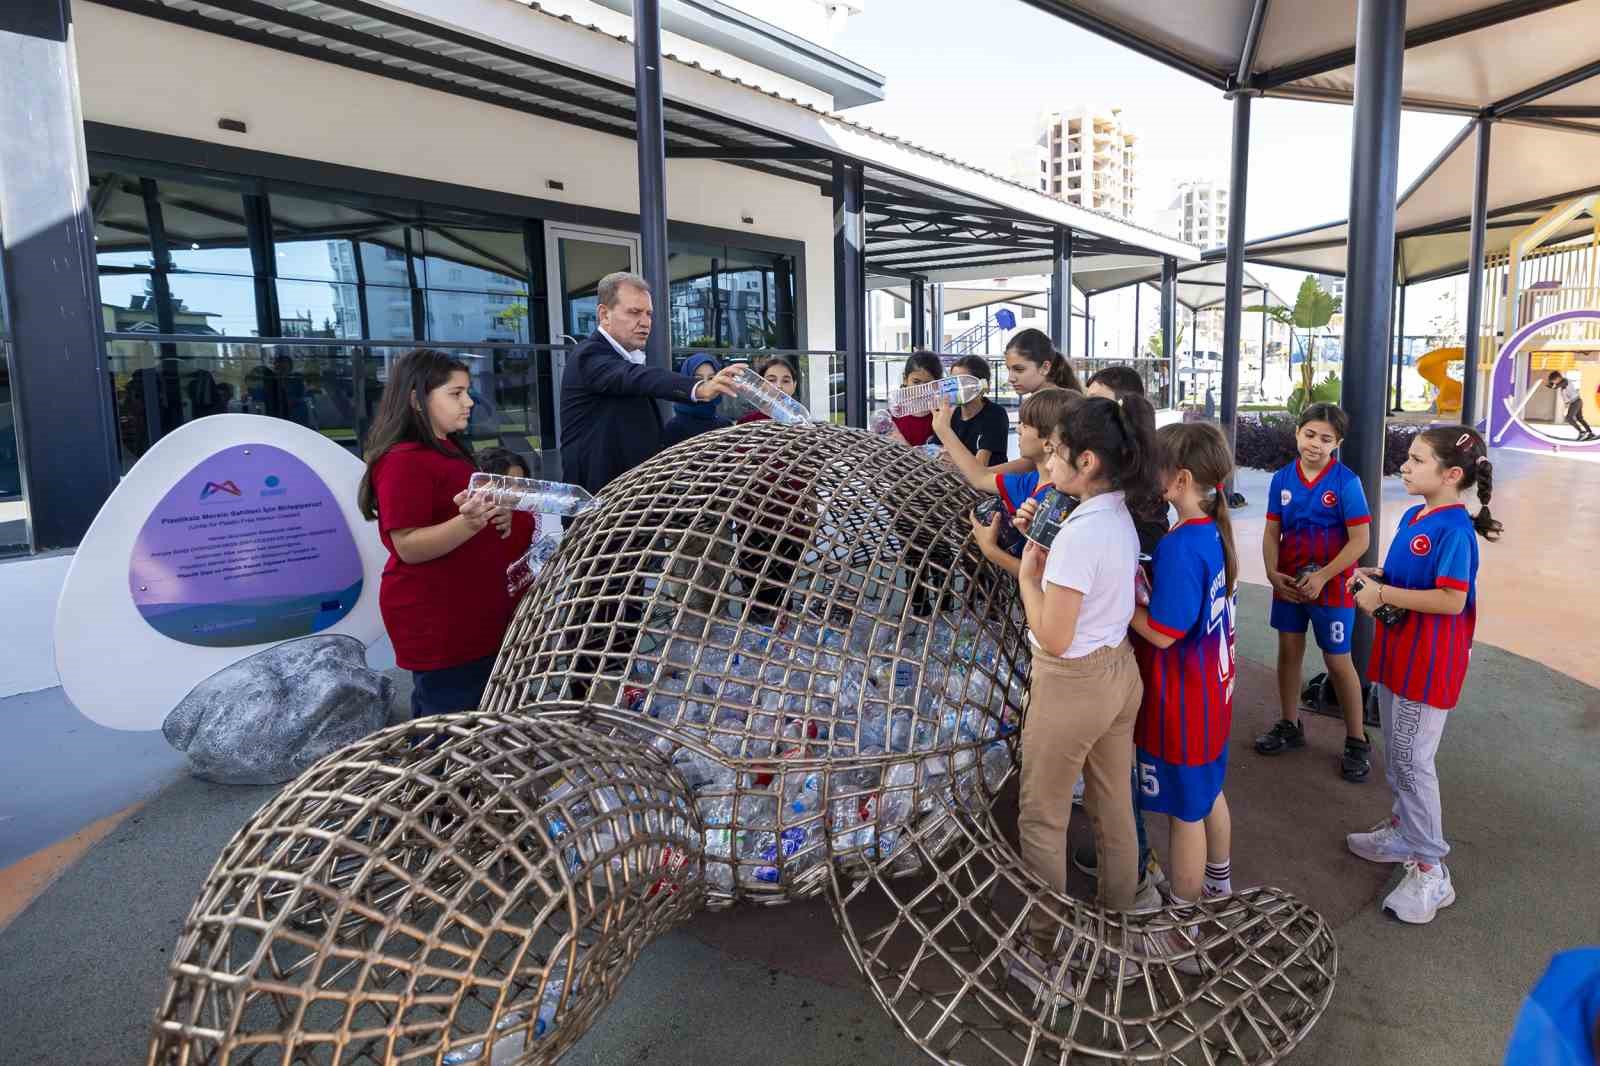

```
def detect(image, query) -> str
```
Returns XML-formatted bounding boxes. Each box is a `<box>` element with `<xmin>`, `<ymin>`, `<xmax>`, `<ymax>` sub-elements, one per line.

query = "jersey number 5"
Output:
<box><xmin>1139</xmin><ymin>762</ymin><xmax>1159</xmax><ymax>797</ymax></box>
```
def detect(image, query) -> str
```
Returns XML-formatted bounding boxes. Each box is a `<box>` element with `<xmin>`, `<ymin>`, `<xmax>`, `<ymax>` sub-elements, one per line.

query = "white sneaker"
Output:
<box><xmin>1006</xmin><ymin>945</ymin><xmax>1071</xmax><ymax>1006</ymax></box>
<box><xmin>1383</xmin><ymin>861</ymin><xmax>1455</xmax><ymax>924</ymax></box>
<box><xmin>1346</xmin><ymin>816</ymin><xmax>1412</xmax><ymax>863</ymax></box>
<box><xmin>1072</xmin><ymin>775</ymin><xmax>1086</xmax><ymax>806</ymax></box>
<box><xmin>1064</xmin><ymin>938</ymin><xmax>1143</xmax><ymax>985</ymax></box>
<box><xmin>1140</xmin><ymin>926</ymin><xmax>1208</xmax><ymax>976</ymax></box>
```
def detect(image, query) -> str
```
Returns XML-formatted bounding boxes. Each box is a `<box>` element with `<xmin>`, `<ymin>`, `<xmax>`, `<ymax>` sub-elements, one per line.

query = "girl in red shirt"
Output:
<box><xmin>888</xmin><ymin>350</ymin><xmax>944</xmax><ymax>447</ymax></box>
<box><xmin>357</xmin><ymin>349</ymin><xmax>532</xmax><ymax>717</ymax></box>
<box><xmin>736</xmin><ymin>354</ymin><xmax>802</xmax><ymax>424</ymax></box>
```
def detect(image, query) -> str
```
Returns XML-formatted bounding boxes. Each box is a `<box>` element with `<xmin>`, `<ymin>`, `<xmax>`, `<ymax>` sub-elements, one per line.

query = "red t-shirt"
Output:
<box><xmin>892</xmin><ymin>413</ymin><xmax>936</xmax><ymax>446</ymax></box>
<box><xmin>737</xmin><ymin>410</ymin><xmax>771</xmax><ymax>425</ymax></box>
<box><xmin>371</xmin><ymin>442</ymin><xmax>533</xmax><ymax>671</ymax></box>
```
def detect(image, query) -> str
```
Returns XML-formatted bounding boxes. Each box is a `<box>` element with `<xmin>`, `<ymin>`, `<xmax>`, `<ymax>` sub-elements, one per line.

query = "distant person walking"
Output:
<box><xmin>559</xmin><ymin>272</ymin><xmax>740</xmax><ymax>493</ymax></box>
<box><xmin>1203</xmin><ymin>387</ymin><xmax>1216</xmax><ymax>420</ymax></box>
<box><xmin>1547</xmin><ymin>371</ymin><xmax>1595</xmax><ymax>441</ymax></box>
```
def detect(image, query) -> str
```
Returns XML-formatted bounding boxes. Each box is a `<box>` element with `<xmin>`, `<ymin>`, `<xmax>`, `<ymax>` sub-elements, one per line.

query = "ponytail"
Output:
<box><xmin>1416</xmin><ymin>426</ymin><xmax>1504</xmax><ymax>542</ymax></box>
<box><xmin>1157</xmin><ymin>421</ymin><xmax>1239</xmax><ymax>595</ymax></box>
<box><xmin>1006</xmin><ymin>328</ymin><xmax>1083</xmax><ymax>393</ymax></box>
<box><xmin>1058</xmin><ymin>394</ymin><xmax>1157</xmax><ymax>495</ymax></box>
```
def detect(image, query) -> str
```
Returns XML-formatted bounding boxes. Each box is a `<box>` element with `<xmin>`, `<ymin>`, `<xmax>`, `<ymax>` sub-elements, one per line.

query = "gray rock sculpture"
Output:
<box><xmin>163</xmin><ymin>634</ymin><xmax>392</xmax><ymax>784</ymax></box>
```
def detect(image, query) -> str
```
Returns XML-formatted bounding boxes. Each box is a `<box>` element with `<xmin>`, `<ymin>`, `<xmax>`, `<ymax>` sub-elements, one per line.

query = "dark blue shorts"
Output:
<box><xmin>1270</xmin><ymin>599</ymin><xmax>1355</xmax><ymax>656</ymax></box>
<box><xmin>1136</xmin><ymin>746</ymin><xmax>1228</xmax><ymax>823</ymax></box>
<box><xmin>410</xmin><ymin>654</ymin><xmax>496</xmax><ymax>718</ymax></box>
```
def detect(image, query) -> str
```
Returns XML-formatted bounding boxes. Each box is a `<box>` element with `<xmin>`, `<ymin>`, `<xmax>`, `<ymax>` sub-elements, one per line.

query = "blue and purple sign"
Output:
<box><xmin>128</xmin><ymin>443</ymin><xmax>365</xmax><ymax>648</ymax></box>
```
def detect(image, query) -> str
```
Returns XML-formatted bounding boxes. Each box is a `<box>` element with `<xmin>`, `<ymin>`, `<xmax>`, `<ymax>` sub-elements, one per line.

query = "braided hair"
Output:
<box><xmin>1415</xmin><ymin>426</ymin><xmax>1504</xmax><ymax>541</ymax></box>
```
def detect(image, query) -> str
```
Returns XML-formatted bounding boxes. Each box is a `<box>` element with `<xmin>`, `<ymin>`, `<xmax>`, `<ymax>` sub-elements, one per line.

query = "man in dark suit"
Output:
<box><xmin>560</xmin><ymin>271</ymin><xmax>740</xmax><ymax>493</ymax></box>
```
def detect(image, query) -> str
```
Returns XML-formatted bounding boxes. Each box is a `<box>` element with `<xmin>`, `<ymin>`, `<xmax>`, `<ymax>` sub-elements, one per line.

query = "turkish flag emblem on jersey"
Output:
<box><xmin>1321</xmin><ymin>490</ymin><xmax>1338</xmax><ymax>508</ymax></box>
<box><xmin>1409</xmin><ymin>533</ymin><xmax>1433</xmax><ymax>556</ymax></box>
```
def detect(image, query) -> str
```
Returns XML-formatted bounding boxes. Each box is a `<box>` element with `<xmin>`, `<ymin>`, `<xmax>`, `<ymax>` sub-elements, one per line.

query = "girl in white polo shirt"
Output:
<box><xmin>1009</xmin><ymin>395</ymin><xmax>1156</xmax><ymax>991</ymax></box>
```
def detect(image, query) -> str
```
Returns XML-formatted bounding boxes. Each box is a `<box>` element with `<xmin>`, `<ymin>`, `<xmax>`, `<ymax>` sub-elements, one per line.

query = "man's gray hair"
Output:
<box><xmin>597</xmin><ymin>271</ymin><xmax>651</xmax><ymax>307</ymax></box>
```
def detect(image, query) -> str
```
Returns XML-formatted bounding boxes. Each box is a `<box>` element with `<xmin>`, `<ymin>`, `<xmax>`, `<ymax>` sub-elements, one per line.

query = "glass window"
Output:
<box><xmin>0</xmin><ymin>218</ymin><xmax>22</xmax><ymax>556</ymax></box>
<box><xmin>419</xmin><ymin>224</ymin><xmax>528</xmax><ymax>294</ymax></box>
<box><xmin>272</xmin><ymin>193</ymin><xmax>414</xmax><ymax>284</ymax></box>
<box><xmin>425</xmin><ymin>289</ymin><xmax>529</xmax><ymax>343</ymax></box>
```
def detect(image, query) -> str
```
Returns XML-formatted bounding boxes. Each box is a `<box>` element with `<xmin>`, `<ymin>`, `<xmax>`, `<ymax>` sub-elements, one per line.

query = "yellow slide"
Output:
<box><xmin>1417</xmin><ymin>346</ymin><xmax>1463</xmax><ymax>415</ymax></box>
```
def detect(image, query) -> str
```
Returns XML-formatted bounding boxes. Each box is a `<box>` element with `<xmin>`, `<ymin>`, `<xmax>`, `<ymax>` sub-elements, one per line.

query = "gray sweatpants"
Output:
<box><xmin>1377</xmin><ymin>684</ymin><xmax>1451</xmax><ymax>864</ymax></box>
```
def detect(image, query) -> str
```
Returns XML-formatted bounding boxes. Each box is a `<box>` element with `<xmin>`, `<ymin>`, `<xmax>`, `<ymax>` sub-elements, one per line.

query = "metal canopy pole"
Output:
<box><xmin>1161</xmin><ymin>257</ymin><xmax>1177</xmax><ymax>408</ymax></box>
<box><xmin>1050</xmin><ymin>227</ymin><xmax>1072</xmax><ymax>355</ymax></box>
<box><xmin>0</xmin><ymin>0</ymin><xmax>120</xmax><ymax>549</ymax></box>
<box><xmin>930</xmin><ymin>283</ymin><xmax>945</xmax><ymax>351</ymax></box>
<box><xmin>1220</xmin><ymin>93</ymin><xmax>1251</xmax><ymax>469</ymax></box>
<box><xmin>833</xmin><ymin>158</ymin><xmax>867</xmax><ymax>427</ymax></box>
<box><xmin>633</xmin><ymin>0</ymin><xmax>671</xmax><ymax>372</ymax></box>
<box><xmin>1340</xmin><ymin>0</ymin><xmax>1407</xmax><ymax>679</ymax></box>
<box><xmin>1461</xmin><ymin>118</ymin><xmax>1492</xmax><ymax>426</ymax></box>
<box><xmin>1393</xmin><ymin>282</ymin><xmax>1408</xmax><ymax>411</ymax></box>
<box><xmin>1132</xmin><ymin>282</ymin><xmax>1142</xmax><ymax>359</ymax></box>
<box><xmin>909</xmin><ymin>276</ymin><xmax>926</xmax><ymax>350</ymax></box>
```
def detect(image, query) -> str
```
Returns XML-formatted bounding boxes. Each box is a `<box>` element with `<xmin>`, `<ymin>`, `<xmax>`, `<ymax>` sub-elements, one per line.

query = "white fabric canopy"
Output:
<box><xmin>1030</xmin><ymin>1</ymin><xmax>1600</xmax><ymax>120</ymax></box>
<box><xmin>1231</xmin><ymin>118</ymin><xmax>1600</xmax><ymax>280</ymax></box>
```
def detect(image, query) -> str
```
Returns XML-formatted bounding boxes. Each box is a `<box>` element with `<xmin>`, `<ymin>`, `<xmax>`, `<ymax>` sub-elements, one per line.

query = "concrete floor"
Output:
<box><xmin>2</xmin><ymin>447</ymin><xmax>1598</xmax><ymax>1065</ymax></box>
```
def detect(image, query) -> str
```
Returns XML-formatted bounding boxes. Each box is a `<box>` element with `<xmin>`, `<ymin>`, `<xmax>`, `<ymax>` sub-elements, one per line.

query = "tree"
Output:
<box><xmin>1248</xmin><ymin>276</ymin><xmax>1340</xmax><ymax>414</ymax></box>
<box><xmin>1144</xmin><ymin>318</ymin><xmax>1187</xmax><ymax>359</ymax></box>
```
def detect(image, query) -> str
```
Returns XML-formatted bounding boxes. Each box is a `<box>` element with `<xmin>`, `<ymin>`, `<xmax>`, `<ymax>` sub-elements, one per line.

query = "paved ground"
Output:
<box><xmin>3</xmin><ymin>446</ymin><xmax>1598</xmax><ymax>1065</ymax></box>
<box><xmin>0</xmin><ymin>580</ymin><xmax>1594</xmax><ymax>1065</ymax></box>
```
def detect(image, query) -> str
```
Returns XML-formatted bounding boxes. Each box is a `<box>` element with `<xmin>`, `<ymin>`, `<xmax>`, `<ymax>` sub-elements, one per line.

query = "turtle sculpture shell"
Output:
<box><xmin>481</xmin><ymin>419</ymin><xmax>1029</xmax><ymax>902</ymax></box>
<box><xmin>149</xmin><ymin>420</ymin><xmax>1338</xmax><ymax>1066</ymax></box>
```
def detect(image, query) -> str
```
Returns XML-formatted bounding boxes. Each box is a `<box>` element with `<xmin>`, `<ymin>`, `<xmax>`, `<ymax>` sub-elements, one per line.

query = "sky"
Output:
<box><xmin>831</xmin><ymin>0</ymin><xmax>1469</xmax><ymax>349</ymax></box>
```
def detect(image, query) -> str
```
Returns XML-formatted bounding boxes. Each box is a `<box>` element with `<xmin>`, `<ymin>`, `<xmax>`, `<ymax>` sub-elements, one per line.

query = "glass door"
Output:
<box><xmin>545</xmin><ymin>225</ymin><xmax>639</xmax><ymax>447</ymax></box>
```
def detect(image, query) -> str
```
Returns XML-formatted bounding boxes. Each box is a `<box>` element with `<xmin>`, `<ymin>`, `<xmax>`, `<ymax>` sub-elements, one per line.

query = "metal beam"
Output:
<box><xmin>634</xmin><ymin>0</ymin><xmax>671</xmax><ymax>373</ymax></box>
<box><xmin>1490</xmin><ymin>57</ymin><xmax>1600</xmax><ymax>115</ymax></box>
<box><xmin>1162</xmin><ymin>256</ymin><xmax>1178</xmax><ymax>408</ymax></box>
<box><xmin>834</xmin><ymin>158</ymin><xmax>867</xmax><ymax>426</ymax></box>
<box><xmin>1015</xmin><ymin>0</ymin><xmax>1229</xmax><ymax>89</ymax></box>
<box><xmin>1253</xmin><ymin>0</ymin><xmax>1576</xmax><ymax>90</ymax></box>
<box><xmin>1393</xmin><ymin>282</ymin><xmax>1408</xmax><ymax>412</ymax></box>
<box><xmin>1050</xmin><ymin>227</ymin><xmax>1071</xmax><ymax>355</ymax></box>
<box><xmin>1340</xmin><ymin>0</ymin><xmax>1407</xmax><ymax>679</ymax></box>
<box><xmin>1220</xmin><ymin>94</ymin><xmax>1251</xmax><ymax>472</ymax></box>
<box><xmin>1461</xmin><ymin>118</ymin><xmax>1492</xmax><ymax>426</ymax></box>
<box><xmin>664</xmin><ymin>145</ymin><xmax>831</xmax><ymax>160</ymax></box>
<box><xmin>0</xmin><ymin>0</ymin><xmax>121</xmax><ymax>549</ymax></box>
<box><xmin>1236</xmin><ymin>0</ymin><xmax>1271</xmax><ymax>85</ymax></box>
<box><xmin>909</xmin><ymin>275</ymin><xmax>926</xmax><ymax>350</ymax></box>
<box><xmin>1500</xmin><ymin>104</ymin><xmax>1600</xmax><ymax>119</ymax></box>
<box><xmin>929</xmin><ymin>282</ymin><xmax>945</xmax><ymax>350</ymax></box>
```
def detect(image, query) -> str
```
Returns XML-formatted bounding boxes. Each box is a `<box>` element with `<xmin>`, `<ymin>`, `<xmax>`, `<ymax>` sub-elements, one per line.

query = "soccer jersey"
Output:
<box><xmin>995</xmin><ymin>469</ymin><xmax>1049</xmax><ymax>514</ymax></box>
<box><xmin>1370</xmin><ymin>502</ymin><xmax>1479</xmax><ymax>709</ymax></box>
<box><xmin>1266</xmin><ymin>460</ymin><xmax>1371</xmax><ymax>607</ymax></box>
<box><xmin>1134</xmin><ymin>518</ymin><xmax>1235</xmax><ymax>766</ymax></box>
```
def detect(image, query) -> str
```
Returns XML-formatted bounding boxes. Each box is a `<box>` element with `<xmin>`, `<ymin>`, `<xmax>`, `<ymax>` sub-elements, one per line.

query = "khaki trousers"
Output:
<box><xmin>1019</xmin><ymin>638</ymin><xmax>1142</xmax><ymax>941</ymax></box>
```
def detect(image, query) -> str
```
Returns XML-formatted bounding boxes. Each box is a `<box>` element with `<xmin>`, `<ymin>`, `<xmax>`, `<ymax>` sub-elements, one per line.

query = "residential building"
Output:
<box><xmin>1163</xmin><ymin>180</ymin><xmax>1229</xmax><ymax>248</ymax></box>
<box><xmin>1031</xmin><ymin>106</ymin><xmax>1138</xmax><ymax>219</ymax></box>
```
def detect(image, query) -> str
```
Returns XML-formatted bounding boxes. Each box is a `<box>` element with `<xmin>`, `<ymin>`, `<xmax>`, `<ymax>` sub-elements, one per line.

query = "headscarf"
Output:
<box><xmin>673</xmin><ymin>352</ymin><xmax>725</xmax><ymax>420</ymax></box>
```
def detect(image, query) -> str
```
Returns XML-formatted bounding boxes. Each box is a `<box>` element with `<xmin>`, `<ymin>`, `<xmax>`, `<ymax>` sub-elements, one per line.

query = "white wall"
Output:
<box><xmin>74</xmin><ymin>2</ymin><xmax>836</xmax><ymax>352</ymax></box>
<box><xmin>0</xmin><ymin>554</ymin><xmax>74</xmax><ymax>696</ymax></box>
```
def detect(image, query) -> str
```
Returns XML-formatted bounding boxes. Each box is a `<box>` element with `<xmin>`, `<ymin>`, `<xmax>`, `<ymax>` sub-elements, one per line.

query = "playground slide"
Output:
<box><xmin>1418</xmin><ymin>346</ymin><xmax>1463</xmax><ymax>415</ymax></box>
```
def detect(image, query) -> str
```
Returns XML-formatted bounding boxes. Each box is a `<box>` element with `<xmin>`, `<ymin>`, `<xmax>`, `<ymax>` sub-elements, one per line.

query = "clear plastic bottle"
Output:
<box><xmin>730</xmin><ymin>364</ymin><xmax>811</xmax><ymax>425</ymax></box>
<box><xmin>887</xmin><ymin>374</ymin><xmax>984</xmax><ymax>417</ymax></box>
<box><xmin>506</xmin><ymin>532</ymin><xmax>562</xmax><ymax>597</ymax></box>
<box><xmin>441</xmin><ymin>1010</ymin><xmax>529</xmax><ymax>1064</ymax></box>
<box><xmin>467</xmin><ymin>472</ymin><xmax>600</xmax><ymax>516</ymax></box>
<box><xmin>869</xmin><ymin>409</ymin><xmax>896</xmax><ymax>436</ymax></box>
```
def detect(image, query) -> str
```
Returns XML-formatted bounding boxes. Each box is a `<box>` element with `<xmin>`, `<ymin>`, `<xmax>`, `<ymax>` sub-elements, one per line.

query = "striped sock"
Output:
<box><xmin>1203</xmin><ymin>860</ymin><xmax>1232</xmax><ymax>897</ymax></box>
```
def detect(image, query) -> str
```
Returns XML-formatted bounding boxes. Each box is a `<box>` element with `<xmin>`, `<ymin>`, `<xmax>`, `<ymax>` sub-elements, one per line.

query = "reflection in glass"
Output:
<box><xmin>276</xmin><ymin>280</ymin><xmax>362</xmax><ymax>340</ymax></box>
<box><xmin>425</xmin><ymin>290</ymin><xmax>529</xmax><ymax>344</ymax></box>
<box><xmin>557</xmin><ymin>237</ymin><xmax>633</xmax><ymax>340</ymax></box>
<box><xmin>666</xmin><ymin>240</ymin><xmax>796</xmax><ymax>350</ymax></box>
<box><xmin>420</xmin><ymin>225</ymin><xmax>528</xmax><ymax>293</ymax></box>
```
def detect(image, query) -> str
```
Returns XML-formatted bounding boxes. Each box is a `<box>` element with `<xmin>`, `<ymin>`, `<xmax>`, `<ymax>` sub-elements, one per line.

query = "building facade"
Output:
<box><xmin>1162</xmin><ymin>180</ymin><xmax>1229</xmax><ymax>248</ymax></box>
<box><xmin>1022</xmin><ymin>106</ymin><xmax>1139</xmax><ymax>220</ymax></box>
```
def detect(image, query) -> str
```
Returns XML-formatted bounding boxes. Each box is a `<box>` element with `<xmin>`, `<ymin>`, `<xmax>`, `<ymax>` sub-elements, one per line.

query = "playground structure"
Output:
<box><xmin>1417</xmin><ymin>346</ymin><xmax>1464</xmax><ymax>415</ymax></box>
<box><xmin>1468</xmin><ymin>194</ymin><xmax>1600</xmax><ymax>454</ymax></box>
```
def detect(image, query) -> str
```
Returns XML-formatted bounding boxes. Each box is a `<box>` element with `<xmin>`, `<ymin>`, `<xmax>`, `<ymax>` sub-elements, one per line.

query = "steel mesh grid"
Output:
<box><xmin>148</xmin><ymin>715</ymin><xmax>704</xmax><ymax>1065</ymax></box>
<box><xmin>481</xmin><ymin>422</ymin><xmax>1032</xmax><ymax>904</ymax></box>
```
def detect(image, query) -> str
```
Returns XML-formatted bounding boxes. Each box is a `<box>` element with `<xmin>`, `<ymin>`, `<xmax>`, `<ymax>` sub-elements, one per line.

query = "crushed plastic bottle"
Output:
<box><xmin>920</xmin><ymin>441</ymin><xmax>944</xmax><ymax>459</ymax></box>
<box><xmin>507</xmin><ymin>532</ymin><xmax>562</xmax><ymax>597</ymax></box>
<box><xmin>441</xmin><ymin>1010</ymin><xmax>529</xmax><ymax>1064</ymax></box>
<box><xmin>870</xmin><ymin>409</ymin><xmax>896</xmax><ymax>435</ymax></box>
<box><xmin>467</xmin><ymin>472</ymin><xmax>600</xmax><ymax>516</ymax></box>
<box><xmin>887</xmin><ymin>374</ymin><xmax>984</xmax><ymax>417</ymax></box>
<box><xmin>729</xmin><ymin>364</ymin><xmax>812</xmax><ymax>425</ymax></box>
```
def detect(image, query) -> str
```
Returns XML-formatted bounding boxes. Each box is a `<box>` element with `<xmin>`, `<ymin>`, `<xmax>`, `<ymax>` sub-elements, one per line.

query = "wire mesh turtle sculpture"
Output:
<box><xmin>149</xmin><ymin>420</ymin><xmax>1336</xmax><ymax>1065</ymax></box>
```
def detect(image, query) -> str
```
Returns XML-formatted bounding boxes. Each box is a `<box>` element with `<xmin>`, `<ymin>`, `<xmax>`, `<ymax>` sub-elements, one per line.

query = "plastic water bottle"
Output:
<box><xmin>441</xmin><ymin>1010</ymin><xmax>528</xmax><ymax>1064</ymax></box>
<box><xmin>870</xmin><ymin>409</ymin><xmax>895</xmax><ymax>435</ymax></box>
<box><xmin>467</xmin><ymin>473</ymin><xmax>600</xmax><ymax>516</ymax></box>
<box><xmin>506</xmin><ymin>532</ymin><xmax>562</xmax><ymax>597</ymax></box>
<box><xmin>887</xmin><ymin>374</ymin><xmax>984</xmax><ymax>417</ymax></box>
<box><xmin>920</xmin><ymin>441</ymin><xmax>944</xmax><ymax>459</ymax></box>
<box><xmin>730</xmin><ymin>365</ymin><xmax>811</xmax><ymax>425</ymax></box>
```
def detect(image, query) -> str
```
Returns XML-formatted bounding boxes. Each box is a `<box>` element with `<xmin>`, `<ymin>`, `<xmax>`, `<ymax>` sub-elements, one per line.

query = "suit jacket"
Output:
<box><xmin>559</xmin><ymin>331</ymin><xmax>699</xmax><ymax>493</ymax></box>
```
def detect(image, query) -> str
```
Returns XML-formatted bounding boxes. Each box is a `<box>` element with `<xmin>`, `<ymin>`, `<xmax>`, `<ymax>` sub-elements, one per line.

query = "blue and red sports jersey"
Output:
<box><xmin>995</xmin><ymin>469</ymin><xmax>1049</xmax><ymax>515</ymax></box>
<box><xmin>1134</xmin><ymin>518</ymin><xmax>1235</xmax><ymax>766</ymax></box>
<box><xmin>1370</xmin><ymin>502</ymin><xmax>1479</xmax><ymax>709</ymax></box>
<box><xmin>1266</xmin><ymin>460</ymin><xmax>1371</xmax><ymax>607</ymax></box>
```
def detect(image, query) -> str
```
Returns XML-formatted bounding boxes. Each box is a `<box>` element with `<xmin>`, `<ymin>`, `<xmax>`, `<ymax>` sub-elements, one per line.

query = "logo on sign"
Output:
<box><xmin>261</xmin><ymin>474</ymin><xmax>288</xmax><ymax>498</ymax></box>
<box><xmin>1410</xmin><ymin>533</ymin><xmax>1432</xmax><ymax>556</ymax></box>
<box><xmin>199</xmin><ymin>480</ymin><xmax>242</xmax><ymax>500</ymax></box>
<box><xmin>1321</xmin><ymin>490</ymin><xmax>1338</xmax><ymax>508</ymax></box>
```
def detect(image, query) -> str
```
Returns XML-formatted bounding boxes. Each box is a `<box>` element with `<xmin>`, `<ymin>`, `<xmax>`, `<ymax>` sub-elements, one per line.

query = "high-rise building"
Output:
<box><xmin>1162</xmin><ymin>180</ymin><xmax>1228</xmax><ymax>248</ymax></box>
<box><xmin>1024</xmin><ymin>106</ymin><xmax>1138</xmax><ymax>219</ymax></box>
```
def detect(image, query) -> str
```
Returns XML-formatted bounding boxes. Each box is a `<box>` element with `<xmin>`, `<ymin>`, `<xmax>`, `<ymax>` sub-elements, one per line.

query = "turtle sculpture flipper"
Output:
<box><xmin>147</xmin><ymin>715</ymin><xmax>705</xmax><ymax>1065</ymax></box>
<box><xmin>150</xmin><ymin>421</ymin><xmax>1336</xmax><ymax>1064</ymax></box>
